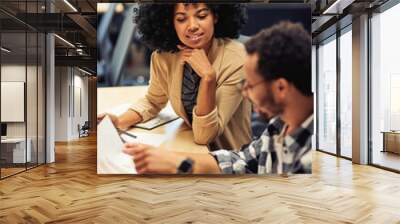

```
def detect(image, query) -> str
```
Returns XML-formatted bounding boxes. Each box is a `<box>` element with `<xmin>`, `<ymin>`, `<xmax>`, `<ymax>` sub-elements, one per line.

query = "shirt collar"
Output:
<box><xmin>263</xmin><ymin>116</ymin><xmax>285</xmax><ymax>136</ymax></box>
<box><xmin>284</xmin><ymin>114</ymin><xmax>314</xmax><ymax>150</ymax></box>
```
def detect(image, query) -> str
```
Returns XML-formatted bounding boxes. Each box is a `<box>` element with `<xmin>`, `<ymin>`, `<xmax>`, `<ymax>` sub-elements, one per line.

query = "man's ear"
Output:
<box><xmin>274</xmin><ymin>78</ymin><xmax>289</xmax><ymax>98</ymax></box>
<box><xmin>214</xmin><ymin>14</ymin><xmax>218</xmax><ymax>24</ymax></box>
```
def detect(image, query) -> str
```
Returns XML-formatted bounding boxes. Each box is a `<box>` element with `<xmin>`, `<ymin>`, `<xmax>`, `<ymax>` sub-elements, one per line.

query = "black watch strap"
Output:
<box><xmin>177</xmin><ymin>158</ymin><xmax>194</xmax><ymax>174</ymax></box>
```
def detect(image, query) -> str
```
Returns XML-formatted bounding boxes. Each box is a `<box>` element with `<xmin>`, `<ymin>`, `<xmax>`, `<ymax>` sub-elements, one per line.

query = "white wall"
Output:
<box><xmin>1</xmin><ymin>65</ymin><xmax>37</xmax><ymax>138</ymax></box>
<box><xmin>72</xmin><ymin>73</ymin><xmax>89</xmax><ymax>138</ymax></box>
<box><xmin>1</xmin><ymin>64</ymin><xmax>46</xmax><ymax>164</ymax></box>
<box><xmin>54</xmin><ymin>67</ymin><xmax>89</xmax><ymax>141</ymax></box>
<box><xmin>55</xmin><ymin>67</ymin><xmax>69</xmax><ymax>141</ymax></box>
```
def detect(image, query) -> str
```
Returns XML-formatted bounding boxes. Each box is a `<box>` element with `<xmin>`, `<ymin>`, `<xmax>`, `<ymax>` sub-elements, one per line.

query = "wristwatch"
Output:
<box><xmin>177</xmin><ymin>158</ymin><xmax>194</xmax><ymax>174</ymax></box>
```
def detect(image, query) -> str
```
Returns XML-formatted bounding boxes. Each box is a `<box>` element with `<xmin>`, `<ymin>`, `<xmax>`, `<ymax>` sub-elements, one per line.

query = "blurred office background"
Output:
<box><xmin>0</xmin><ymin>0</ymin><xmax>97</xmax><ymax>179</ymax></box>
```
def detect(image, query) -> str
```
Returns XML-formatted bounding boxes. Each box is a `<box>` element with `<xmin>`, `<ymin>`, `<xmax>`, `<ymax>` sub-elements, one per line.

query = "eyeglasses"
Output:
<box><xmin>236</xmin><ymin>79</ymin><xmax>266</xmax><ymax>93</ymax></box>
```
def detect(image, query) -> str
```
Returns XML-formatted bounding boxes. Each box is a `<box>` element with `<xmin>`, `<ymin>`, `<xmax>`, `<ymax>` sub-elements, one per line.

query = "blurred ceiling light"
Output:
<box><xmin>76</xmin><ymin>48</ymin><xmax>84</xmax><ymax>55</ymax></box>
<box><xmin>97</xmin><ymin>3</ymin><xmax>123</xmax><ymax>13</ymax></box>
<box><xmin>1</xmin><ymin>47</ymin><xmax>11</xmax><ymax>53</ymax></box>
<box><xmin>97</xmin><ymin>3</ymin><xmax>109</xmax><ymax>13</ymax></box>
<box><xmin>54</xmin><ymin>34</ymin><xmax>75</xmax><ymax>48</ymax></box>
<box><xmin>115</xmin><ymin>3</ymin><xmax>124</xmax><ymax>13</ymax></box>
<box><xmin>63</xmin><ymin>0</ymin><xmax>78</xmax><ymax>12</ymax></box>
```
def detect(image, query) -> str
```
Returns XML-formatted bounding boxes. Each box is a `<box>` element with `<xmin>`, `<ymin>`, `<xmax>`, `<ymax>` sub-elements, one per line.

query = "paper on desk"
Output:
<box><xmin>120</xmin><ymin>132</ymin><xmax>167</xmax><ymax>147</ymax></box>
<box><xmin>97</xmin><ymin>115</ymin><xmax>137</xmax><ymax>174</ymax></box>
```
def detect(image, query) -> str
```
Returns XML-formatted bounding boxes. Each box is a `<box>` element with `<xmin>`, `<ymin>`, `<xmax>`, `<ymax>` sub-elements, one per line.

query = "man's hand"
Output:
<box><xmin>123</xmin><ymin>143</ymin><xmax>186</xmax><ymax>174</ymax></box>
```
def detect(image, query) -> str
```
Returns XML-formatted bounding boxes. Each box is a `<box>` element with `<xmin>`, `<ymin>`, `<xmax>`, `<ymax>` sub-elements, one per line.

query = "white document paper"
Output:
<box><xmin>97</xmin><ymin>116</ymin><xmax>137</xmax><ymax>174</ymax></box>
<box><xmin>120</xmin><ymin>132</ymin><xmax>167</xmax><ymax>147</ymax></box>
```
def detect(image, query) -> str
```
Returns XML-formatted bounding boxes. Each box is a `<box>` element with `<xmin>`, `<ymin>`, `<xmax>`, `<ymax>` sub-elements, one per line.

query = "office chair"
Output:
<box><xmin>78</xmin><ymin>121</ymin><xmax>90</xmax><ymax>138</ymax></box>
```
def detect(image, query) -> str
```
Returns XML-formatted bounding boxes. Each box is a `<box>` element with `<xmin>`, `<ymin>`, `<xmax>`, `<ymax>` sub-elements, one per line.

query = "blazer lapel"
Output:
<box><xmin>209</xmin><ymin>38</ymin><xmax>224</xmax><ymax>84</ymax></box>
<box><xmin>170</xmin><ymin>54</ymin><xmax>191</xmax><ymax>126</ymax></box>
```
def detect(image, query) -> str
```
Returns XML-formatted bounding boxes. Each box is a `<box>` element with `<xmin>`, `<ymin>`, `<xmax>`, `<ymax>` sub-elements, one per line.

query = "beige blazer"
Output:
<box><xmin>130</xmin><ymin>38</ymin><xmax>252</xmax><ymax>150</ymax></box>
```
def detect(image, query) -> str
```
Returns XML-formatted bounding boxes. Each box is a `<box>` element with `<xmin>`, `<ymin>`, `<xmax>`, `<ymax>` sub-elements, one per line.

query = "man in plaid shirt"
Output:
<box><xmin>124</xmin><ymin>21</ymin><xmax>314</xmax><ymax>175</ymax></box>
<box><xmin>211</xmin><ymin>115</ymin><xmax>313</xmax><ymax>174</ymax></box>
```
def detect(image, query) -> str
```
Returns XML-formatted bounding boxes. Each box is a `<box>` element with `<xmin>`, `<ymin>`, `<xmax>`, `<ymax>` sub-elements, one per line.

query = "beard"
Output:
<box><xmin>262</xmin><ymin>92</ymin><xmax>283</xmax><ymax>115</ymax></box>
<box><xmin>258</xmin><ymin>87</ymin><xmax>284</xmax><ymax>116</ymax></box>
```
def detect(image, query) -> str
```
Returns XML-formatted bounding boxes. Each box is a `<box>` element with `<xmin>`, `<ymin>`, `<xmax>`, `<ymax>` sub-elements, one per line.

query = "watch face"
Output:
<box><xmin>178</xmin><ymin>159</ymin><xmax>193</xmax><ymax>174</ymax></box>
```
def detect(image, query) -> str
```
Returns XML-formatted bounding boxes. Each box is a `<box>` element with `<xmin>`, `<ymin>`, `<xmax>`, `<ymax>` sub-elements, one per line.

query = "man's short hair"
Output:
<box><xmin>245</xmin><ymin>21</ymin><xmax>312</xmax><ymax>96</ymax></box>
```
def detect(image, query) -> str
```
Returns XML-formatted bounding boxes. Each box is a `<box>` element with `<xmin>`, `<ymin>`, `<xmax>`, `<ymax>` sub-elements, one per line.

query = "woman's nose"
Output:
<box><xmin>188</xmin><ymin>18</ymin><xmax>199</xmax><ymax>33</ymax></box>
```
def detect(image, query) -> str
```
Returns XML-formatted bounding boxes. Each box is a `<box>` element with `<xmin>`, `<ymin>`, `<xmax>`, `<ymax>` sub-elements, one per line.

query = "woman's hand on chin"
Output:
<box><xmin>177</xmin><ymin>44</ymin><xmax>216</xmax><ymax>81</ymax></box>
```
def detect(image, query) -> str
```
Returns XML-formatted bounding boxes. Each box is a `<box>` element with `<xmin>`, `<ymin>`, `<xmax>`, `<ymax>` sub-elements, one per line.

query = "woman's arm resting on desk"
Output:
<box><xmin>97</xmin><ymin>110</ymin><xmax>143</xmax><ymax>130</ymax></box>
<box><xmin>123</xmin><ymin>143</ymin><xmax>221</xmax><ymax>174</ymax></box>
<box><xmin>117</xmin><ymin>109</ymin><xmax>143</xmax><ymax>130</ymax></box>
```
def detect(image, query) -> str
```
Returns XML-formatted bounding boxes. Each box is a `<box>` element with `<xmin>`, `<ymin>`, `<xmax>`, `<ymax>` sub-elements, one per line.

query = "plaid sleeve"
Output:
<box><xmin>210</xmin><ymin>137</ymin><xmax>263</xmax><ymax>174</ymax></box>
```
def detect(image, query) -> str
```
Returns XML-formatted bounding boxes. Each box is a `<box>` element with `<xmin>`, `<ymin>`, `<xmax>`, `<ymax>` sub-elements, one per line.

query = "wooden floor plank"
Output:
<box><xmin>0</xmin><ymin>134</ymin><xmax>399</xmax><ymax>223</ymax></box>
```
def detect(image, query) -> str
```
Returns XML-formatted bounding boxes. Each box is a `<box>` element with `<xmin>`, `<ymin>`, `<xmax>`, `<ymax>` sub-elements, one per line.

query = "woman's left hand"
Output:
<box><xmin>177</xmin><ymin>45</ymin><xmax>216</xmax><ymax>80</ymax></box>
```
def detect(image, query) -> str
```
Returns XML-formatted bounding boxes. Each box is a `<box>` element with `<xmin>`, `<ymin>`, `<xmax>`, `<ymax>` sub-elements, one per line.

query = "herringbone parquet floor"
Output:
<box><xmin>0</xmin><ymin>135</ymin><xmax>400</xmax><ymax>224</ymax></box>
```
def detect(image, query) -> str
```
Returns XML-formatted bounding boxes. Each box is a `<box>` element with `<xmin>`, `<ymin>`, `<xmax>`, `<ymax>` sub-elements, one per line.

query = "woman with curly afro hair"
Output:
<box><xmin>112</xmin><ymin>3</ymin><xmax>252</xmax><ymax>150</ymax></box>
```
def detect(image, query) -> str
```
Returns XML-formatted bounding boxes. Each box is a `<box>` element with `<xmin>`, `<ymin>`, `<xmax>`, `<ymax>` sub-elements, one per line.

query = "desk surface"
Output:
<box><xmin>97</xmin><ymin>86</ymin><xmax>208</xmax><ymax>154</ymax></box>
<box><xmin>381</xmin><ymin>131</ymin><xmax>400</xmax><ymax>134</ymax></box>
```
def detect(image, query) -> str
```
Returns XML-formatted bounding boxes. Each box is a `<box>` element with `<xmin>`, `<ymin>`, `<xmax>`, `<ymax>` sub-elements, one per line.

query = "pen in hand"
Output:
<box><xmin>117</xmin><ymin>128</ymin><xmax>137</xmax><ymax>143</ymax></box>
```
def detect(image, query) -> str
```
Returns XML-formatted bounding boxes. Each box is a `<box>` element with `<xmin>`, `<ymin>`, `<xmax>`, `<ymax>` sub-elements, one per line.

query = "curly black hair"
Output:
<box><xmin>244</xmin><ymin>21</ymin><xmax>312</xmax><ymax>96</ymax></box>
<box><xmin>135</xmin><ymin>3</ymin><xmax>247</xmax><ymax>52</ymax></box>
